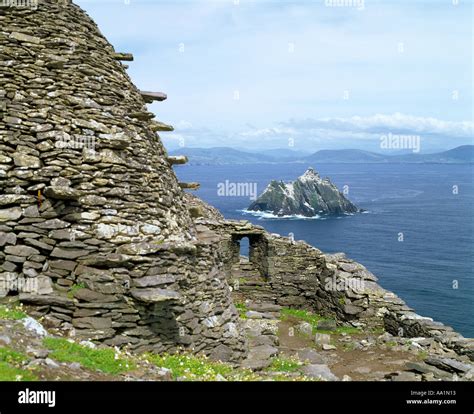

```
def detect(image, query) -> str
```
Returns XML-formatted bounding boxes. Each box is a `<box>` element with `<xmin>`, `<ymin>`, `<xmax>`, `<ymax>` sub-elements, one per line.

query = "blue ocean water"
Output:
<box><xmin>175</xmin><ymin>163</ymin><xmax>474</xmax><ymax>337</ymax></box>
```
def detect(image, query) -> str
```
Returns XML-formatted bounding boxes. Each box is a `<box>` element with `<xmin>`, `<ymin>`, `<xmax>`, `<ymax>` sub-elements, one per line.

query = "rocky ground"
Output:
<box><xmin>236</xmin><ymin>301</ymin><xmax>473</xmax><ymax>381</ymax></box>
<box><xmin>0</xmin><ymin>299</ymin><xmax>472</xmax><ymax>382</ymax></box>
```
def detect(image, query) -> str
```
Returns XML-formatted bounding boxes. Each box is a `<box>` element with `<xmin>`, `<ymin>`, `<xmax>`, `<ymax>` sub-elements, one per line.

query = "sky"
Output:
<box><xmin>76</xmin><ymin>0</ymin><xmax>473</xmax><ymax>153</ymax></box>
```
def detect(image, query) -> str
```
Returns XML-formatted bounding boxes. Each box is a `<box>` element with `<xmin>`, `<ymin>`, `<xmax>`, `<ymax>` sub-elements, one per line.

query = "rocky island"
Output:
<box><xmin>248</xmin><ymin>167</ymin><xmax>359</xmax><ymax>217</ymax></box>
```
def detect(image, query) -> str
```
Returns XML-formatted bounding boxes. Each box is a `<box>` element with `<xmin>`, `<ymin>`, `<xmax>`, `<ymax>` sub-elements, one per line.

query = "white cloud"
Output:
<box><xmin>281</xmin><ymin>113</ymin><xmax>474</xmax><ymax>138</ymax></box>
<box><xmin>164</xmin><ymin>113</ymin><xmax>473</xmax><ymax>152</ymax></box>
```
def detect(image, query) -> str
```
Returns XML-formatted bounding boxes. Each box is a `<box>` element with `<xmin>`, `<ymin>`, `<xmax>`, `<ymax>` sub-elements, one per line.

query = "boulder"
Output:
<box><xmin>301</xmin><ymin>364</ymin><xmax>338</xmax><ymax>381</ymax></box>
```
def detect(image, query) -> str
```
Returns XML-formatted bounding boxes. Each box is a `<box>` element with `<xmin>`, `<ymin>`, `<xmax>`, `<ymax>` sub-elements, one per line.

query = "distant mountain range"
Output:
<box><xmin>170</xmin><ymin>145</ymin><xmax>474</xmax><ymax>165</ymax></box>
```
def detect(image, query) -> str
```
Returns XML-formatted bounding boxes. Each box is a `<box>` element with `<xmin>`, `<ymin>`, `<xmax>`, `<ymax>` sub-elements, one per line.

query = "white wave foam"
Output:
<box><xmin>239</xmin><ymin>209</ymin><xmax>367</xmax><ymax>220</ymax></box>
<box><xmin>239</xmin><ymin>209</ymin><xmax>321</xmax><ymax>220</ymax></box>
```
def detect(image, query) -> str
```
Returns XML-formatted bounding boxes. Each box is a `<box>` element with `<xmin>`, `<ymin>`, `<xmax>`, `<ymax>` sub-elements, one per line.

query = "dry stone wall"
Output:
<box><xmin>0</xmin><ymin>0</ymin><xmax>246</xmax><ymax>362</ymax></box>
<box><xmin>198</xmin><ymin>218</ymin><xmax>474</xmax><ymax>361</ymax></box>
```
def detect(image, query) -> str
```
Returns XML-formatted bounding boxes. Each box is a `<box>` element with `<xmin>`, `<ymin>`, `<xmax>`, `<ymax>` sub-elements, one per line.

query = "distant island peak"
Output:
<box><xmin>248</xmin><ymin>167</ymin><xmax>360</xmax><ymax>217</ymax></box>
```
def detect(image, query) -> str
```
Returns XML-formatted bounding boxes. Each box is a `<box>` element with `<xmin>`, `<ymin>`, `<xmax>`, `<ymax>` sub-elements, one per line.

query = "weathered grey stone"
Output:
<box><xmin>73</xmin><ymin>317</ymin><xmax>113</xmax><ymax>330</ymax></box>
<box><xmin>241</xmin><ymin>345</ymin><xmax>278</xmax><ymax>370</ymax></box>
<box><xmin>314</xmin><ymin>333</ymin><xmax>331</xmax><ymax>345</ymax></box>
<box><xmin>73</xmin><ymin>288</ymin><xmax>118</xmax><ymax>303</ymax></box>
<box><xmin>5</xmin><ymin>245</ymin><xmax>40</xmax><ymax>257</ymax></box>
<box><xmin>19</xmin><ymin>294</ymin><xmax>74</xmax><ymax>308</ymax></box>
<box><xmin>0</xmin><ymin>232</ymin><xmax>17</xmax><ymax>246</ymax></box>
<box><xmin>296</xmin><ymin>321</ymin><xmax>313</xmax><ymax>336</ymax></box>
<box><xmin>302</xmin><ymin>364</ymin><xmax>338</xmax><ymax>381</ymax></box>
<box><xmin>245</xmin><ymin>311</ymin><xmax>274</xmax><ymax>320</ymax></box>
<box><xmin>0</xmin><ymin>207</ymin><xmax>22</xmax><ymax>222</ymax></box>
<box><xmin>9</xmin><ymin>32</ymin><xmax>41</xmax><ymax>44</ymax></box>
<box><xmin>317</xmin><ymin>319</ymin><xmax>337</xmax><ymax>331</ymax></box>
<box><xmin>132</xmin><ymin>275</ymin><xmax>176</xmax><ymax>288</ymax></box>
<box><xmin>130</xmin><ymin>288</ymin><xmax>181</xmax><ymax>303</ymax></box>
<box><xmin>44</xmin><ymin>186</ymin><xmax>81</xmax><ymax>200</ymax></box>
<box><xmin>296</xmin><ymin>349</ymin><xmax>326</xmax><ymax>364</ymax></box>
<box><xmin>389</xmin><ymin>371</ymin><xmax>422</xmax><ymax>382</ymax></box>
<box><xmin>343</xmin><ymin>303</ymin><xmax>364</xmax><ymax>315</ymax></box>
<box><xmin>34</xmin><ymin>219</ymin><xmax>70</xmax><ymax>230</ymax></box>
<box><xmin>23</xmin><ymin>205</ymin><xmax>40</xmax><ymax>218</ymax></box>
<box><xmin>13</xmin><ymin>154</ymin><xmax>41</xmax><ymax>168</ymax></box>
<box><xmin>51</xmin><ymin>248</ymin><xmax>89</xmax><ymax>260</ymax></box>
<box><xmin>0</xmin><ymin>194</ymin><xmax>35</xmax><ymax>206</ymax></box>
<box><xmin>425</xmin><ymin>357</ymin><xmax>472</xmax><ymax>374</ymax></box>
<box><xmin>208</xmin><ymin>344</ymin><xmax>234</xmax><ymax>363</ymax></box>
<box><xmin>79</xmin><ymin>195</ymin><xmax>107</xmax><ymax>206</ymax></box>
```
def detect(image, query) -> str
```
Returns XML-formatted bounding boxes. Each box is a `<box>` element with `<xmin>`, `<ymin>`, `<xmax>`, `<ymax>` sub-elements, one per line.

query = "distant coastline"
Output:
<box><xmin>170</xmin><ymin>145</ymin><xmax>474</xmax><ymax>166</ymax></box>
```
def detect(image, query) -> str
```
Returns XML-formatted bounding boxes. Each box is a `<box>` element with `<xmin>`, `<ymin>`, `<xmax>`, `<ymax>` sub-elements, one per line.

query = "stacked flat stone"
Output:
<box><xmin>0</xmin><ymin>0</ymin><xmax>245</xmax><ymax>361</ymax></box>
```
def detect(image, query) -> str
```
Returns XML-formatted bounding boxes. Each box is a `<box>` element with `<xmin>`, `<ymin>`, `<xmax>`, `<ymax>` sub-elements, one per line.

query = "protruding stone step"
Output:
<box><xmin>140</xmin><ymin>91</ymin><xmax>167</xmax><ymax>103</ymax></box>
<box><xmin>130</xmin><ymin>288</ymin><xmax>181</xmax><ymax>303</ymax></box>
<box><xmin>179</xmin><ymin>182</ymin><xmax>200</xmax><ymax>190</ymax></box>
<box><xmin>129</xmin><ymin>111</ymin><xmax>155</xmax><ymax>121</ymax></box>
<box><xmin>44</xmin><ymin>186</ymin><xmax>81</xmax><ymax>200</ymax></box>
<box><xmin>150</xmin><ymin>121</ymin><xmax>174</xmax><ymax>132</ymax></box>
<box><xmin>112</xmin><ymin>52</ymin><xmax>133</xmax><ymax>61</ymax></box>
<box><xmin>19</xmin><ymin>293</ymin><xmax>75</xmax><ymax>308</ymax></box>
<box><xmin>166</xmin><ymin>156</ymin><xmax>188</xmax><ymax>165</ymax></box>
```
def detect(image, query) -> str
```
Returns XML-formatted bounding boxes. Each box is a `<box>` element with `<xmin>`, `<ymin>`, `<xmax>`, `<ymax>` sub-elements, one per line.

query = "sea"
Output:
<box><xmin>175</xmin><ymin>163</ymin><xmax>474</xmax><ymax>337</ymax></box>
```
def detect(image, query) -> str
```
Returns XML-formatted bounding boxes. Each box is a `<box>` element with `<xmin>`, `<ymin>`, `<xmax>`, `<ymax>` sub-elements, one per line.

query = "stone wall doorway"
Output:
<box><xmin>230</xmin><ymin>234</ymin><xmax>269</xmax><ymax>280</ymax></box>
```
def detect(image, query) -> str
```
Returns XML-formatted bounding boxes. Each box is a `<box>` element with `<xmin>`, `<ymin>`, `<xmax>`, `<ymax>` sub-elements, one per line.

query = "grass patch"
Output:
<box><xmin>280</xmin><ymin>308</ymin><xmax>323</xmax><ymax>326</ymax></box>
<box><xmin>146</xmin><ymin>352</ymin><xmax>234</xmax><ymax>380</ymax></box>
<box><xmin>267</xmin><ymin>356</ymin><xmax>301</xmax><ymax>373</ymax></box>
<box><xmin>235</xmin><ymin>302</ymin><xmax>248</xmax><ymax>319</ymax></box>
<box><xmin>0</xmin><ymin>347</ymin><xmax>36</xmax><ymax>381</ymax></box>
<box><xmin>370</xmin><ymin>326</ymin><xmax>386</xmax><ymax>335</ymax></box>
<box><xmin>145</xmin><ymin>352</ymin><xmax>310</xmax><ymax>381</ymax></box>
<box><xmin>0</xmin><ymin>362</ymin><xmax>37</xmax><ymax>381</ymax></box>
<box><xmin>0</xmin><ymin>347</ymin><xmax>28</xmax><ymax>366</ymax></box>
<box><xmin>43</xmin><ymin>337</ymin><xmax>135</xmax><ymax>375</ymax></box>
<box><xmin>67</xmin><ymin>283</ymin><xmax>86</xmax><ymax>299</ymax></box>
<box><xmin>0</xmin><ymin>304</ymin><xmax>27</xmax><ymax>320</ymax></box>
<box><xmin>280</xmin><ymin>307</ymin><xmax>360</xmax><ymax>336</ymax></box>
<box><xmin>417</xmin><ymin>350</ymin><xmax>429</xmax><ymax>360</ymax></box>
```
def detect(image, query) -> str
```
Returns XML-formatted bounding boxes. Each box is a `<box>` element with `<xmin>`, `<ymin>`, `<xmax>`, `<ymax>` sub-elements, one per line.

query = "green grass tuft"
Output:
<box><xmin>43</xmin><ymin>337</ymin><xmax>135</xmax><ymax>375</ymax></box>
<box><xmin>267</xmin><ymin>356</ymin><xmax>301</xmax><ymax>373</ymax></box>
<box><xmin>0</xmin><ymin>361</ymin><xmax>37</xmax><ymax>381</ymax></box>
<box><xmin>0</xmin><ymin>347</ymin><xmax>36</xmax><ymax>381</ymax></box>
<box><xmin>280</xmin><ymin>307</ymin><xmax>361</xmax><ymax>336</ymax></box>
<box><xmin>67</xmin><ymin>283</ymin><xmax>86</xmax><ymax>299</ymax></box>
<box><xmin>0</xmin><ymin>347</ymin><xmax>28</xmax><ymax>365</ymax></box>
<box><xmin>280</xmin><ymin>308</ymin><xmax>323</xmax><ymax>325</ymax></box>
<box><xmin>0</xmin><ymin>304</ymin><xmax>27</xmax><ymax>320</ymax></box>
<box><xmin>417</xmin><ymin>350</ymin><xmax>429</xmax><ymax>360</ymax></box>
<box><xmin>235</xmin><ymin>302</ymin><xmax>248</xmax><ymax>319</ymax></box>
<box><xmin>145</xmin><ymin>352</ymin><xmax>233</xmax><ymax>380</ymax></box>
